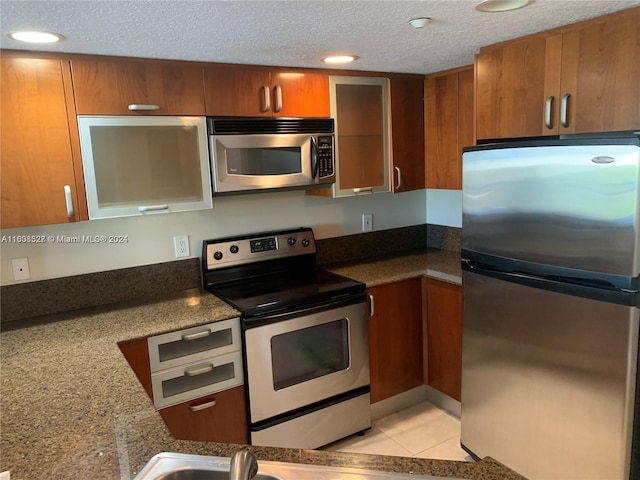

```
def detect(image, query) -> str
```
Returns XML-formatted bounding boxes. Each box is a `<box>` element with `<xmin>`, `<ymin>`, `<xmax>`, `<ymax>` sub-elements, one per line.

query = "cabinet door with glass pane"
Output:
<box><xmin>77</xmin><ymin>116</ymin><xmax>212</xmax><ymax>219</ymax></box>
<box><xmin>328</xmin><ymin>76</ymin><xmax>391</xmax><ymax>197</ymax></box>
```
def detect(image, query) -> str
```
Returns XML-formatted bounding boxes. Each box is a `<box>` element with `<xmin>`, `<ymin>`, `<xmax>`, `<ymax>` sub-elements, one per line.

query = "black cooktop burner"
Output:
<box><xmin>209</xmin><ymin>269</ymin><xmax>365</xmax><ymax>318</ymax></box>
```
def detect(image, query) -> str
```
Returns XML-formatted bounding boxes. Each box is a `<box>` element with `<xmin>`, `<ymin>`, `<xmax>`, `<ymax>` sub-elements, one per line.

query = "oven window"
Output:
<box><xmin>226</xmin><ymin>147</ymin><xmax>302</xmax><ymax>175</ymax></box>
<box><xmin>271</xmin><ymin>318</ymin><xmax>350</xmax><ymax>390</ymax></box>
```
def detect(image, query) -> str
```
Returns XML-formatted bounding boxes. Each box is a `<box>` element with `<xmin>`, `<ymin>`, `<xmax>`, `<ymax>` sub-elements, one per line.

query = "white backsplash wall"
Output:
<box><xmin>0</xmin><ymin>189</ymin><xmax>426</xmax><ymax>285</ymax></box>
<box><xmin>426</xmin><ymin>189</ymin><xmax>462</xmax><ymax>228</ymax></box>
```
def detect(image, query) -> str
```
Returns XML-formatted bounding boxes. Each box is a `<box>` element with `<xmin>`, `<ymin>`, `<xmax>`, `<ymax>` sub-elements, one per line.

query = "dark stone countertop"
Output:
<box><xmin>0</xmin><ymin>250</ymin><xmax>526</xmax><ymax>480</ymax></box>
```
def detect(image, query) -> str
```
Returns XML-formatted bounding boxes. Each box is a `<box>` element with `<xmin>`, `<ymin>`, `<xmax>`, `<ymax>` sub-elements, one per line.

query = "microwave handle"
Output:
<box><xmin>311</xmin><ymin>137</ymin><xmax>319</xmax><ymax>179</ymax></box>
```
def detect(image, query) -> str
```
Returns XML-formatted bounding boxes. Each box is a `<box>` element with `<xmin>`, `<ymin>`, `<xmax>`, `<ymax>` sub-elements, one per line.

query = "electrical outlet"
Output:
<box><xmin>12</xmin><ymin>257</ymin><xmax>30</xmax><ymax>281</ymax></box>
<box><xmin>173</xmin><ymin>235</ymin><xmax>190</xmax><ymax>258</ymax></box>
<box><xmin>362</xmin><ymin>213</ymin><xmax>373</xmax><ymax>233</ymax></box>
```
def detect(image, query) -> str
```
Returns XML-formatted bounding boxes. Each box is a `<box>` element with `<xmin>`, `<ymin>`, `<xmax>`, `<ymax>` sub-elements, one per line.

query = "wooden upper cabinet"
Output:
<box><xmin>425</xmin><ymin>65</ymin><xmax>474</xmax><ymax>189</ymax></box>
<box><xmin>204</xmin><ymin>65</ymin><xmax>329</xmax><ymax>117</ymax></box>
<box><xmin>477</xmin><ymin>7</ymin><xmax>640</xmax><ymax>140</ymax></box>
<box><xmin>476</xmin><ymin>36</ymin><xmax>551</xmax><ymax>140</ymax></box>
<box><xmin>557</xmin><ymin>9</ymin><xmax>640</xmax><ymax>134</ymax></box>
<box><xmin>71</xmin><ymin>59</ymin><xmax>206</xmax><ymax>115</ymax></box>
<box><xmin>1</xmin><ymin>56</ymin><xmax>86</xmax><ymax>228</ymax></box>
<box><xmin>271</xmin><ymin>70</ymin><xmax>330</xmax><ymax>117</ymax></box>
<box><xmin>390</xmin><ymin>77</ymin><xmax>425</xmax><ymax>192</ymax></box>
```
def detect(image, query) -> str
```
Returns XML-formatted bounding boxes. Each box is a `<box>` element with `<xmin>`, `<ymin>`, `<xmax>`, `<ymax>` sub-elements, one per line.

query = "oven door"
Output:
<box><xmin>243</xmin><ymin>295</ymin><xmax>369</xmax><ymax>423</ymax></box>
<box><xmin>211</xmin><ymin>133</ymin><xmax>327</xmax><ymax>194</ymax></box>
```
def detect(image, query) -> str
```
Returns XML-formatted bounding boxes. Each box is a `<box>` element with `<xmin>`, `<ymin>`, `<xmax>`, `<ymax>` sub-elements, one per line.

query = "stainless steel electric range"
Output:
<box><xmin>202</xmin><ymin>227</ymin><xmax>371</xmax><ymax>449</ymax></box>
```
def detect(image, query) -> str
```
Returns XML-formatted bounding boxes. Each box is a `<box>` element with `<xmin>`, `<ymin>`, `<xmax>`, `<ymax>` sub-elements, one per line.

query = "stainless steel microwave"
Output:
<box><xmin>208</xmin><ymin>117</ymin><xmax>335</xmax><ymax>194</ymax></box>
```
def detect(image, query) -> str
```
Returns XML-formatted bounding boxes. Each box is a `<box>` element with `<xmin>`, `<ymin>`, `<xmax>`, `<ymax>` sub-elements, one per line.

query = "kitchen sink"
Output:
<box><xmin>134</xmin><ymin>452</ymin><xmax>467</xmax><ymax>480</ymax></box>
<box><xmin>153</xmin><ymin>471</ymin><xmax>278</xmax><ymax>480</ymax></box>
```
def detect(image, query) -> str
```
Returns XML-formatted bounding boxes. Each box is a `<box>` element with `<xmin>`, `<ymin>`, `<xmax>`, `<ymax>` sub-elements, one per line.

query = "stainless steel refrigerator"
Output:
<box><xmin>460</xmin><ymin>132</ymin><xmax>640</xmax><ymax>480</ymax></box>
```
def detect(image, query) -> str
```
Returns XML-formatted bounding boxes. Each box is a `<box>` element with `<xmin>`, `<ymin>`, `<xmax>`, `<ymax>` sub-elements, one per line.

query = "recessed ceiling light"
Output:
<box><xmin>323</xmin><ymin>55</ymin><xmax>357</xmax><ymax>65</ymax></box>
<box><xmin>6</xmin><ymin>31</ymin><xmax>64</xmax><ymax>43</ymax></box>
<box><xmin>409</xmin><ymin>17</ymin><xmax>431</xmax><ymax>29</ymax></box>
<box><xmin>476</xmin><ymin>0</ymin><xmax>532</xmax><ymax>13</ymax></box>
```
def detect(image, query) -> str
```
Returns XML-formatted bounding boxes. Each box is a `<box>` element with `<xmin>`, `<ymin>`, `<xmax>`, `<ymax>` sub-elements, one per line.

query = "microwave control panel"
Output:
<box><xmin>317</xmin><ymin>136</ymin><xmax>334</xmax><ymax>179</ymax></box>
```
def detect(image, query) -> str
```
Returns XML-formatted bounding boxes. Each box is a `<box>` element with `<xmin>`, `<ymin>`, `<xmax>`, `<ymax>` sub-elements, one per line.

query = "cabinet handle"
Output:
<box><xmin>138</xmin><ymin>204</ymin><xmax>169</xmax><ymax>213</ymax></box>
<box><xmin>261</xmin><ymin>85</ymin><xmax>271</xmax><ymax>112</ymax></box>
<box><xmin>560</xmin><ymin>93</ymin><xmax>571</xmax><ymax>128</ymax></box>
<box><xmin>128</xmin><ymin>104</ymin><xmax>160</xmax><ymax>111</ymax></box>
<box><xmin>353</xmin><ymin>187</ymin><xmax>373</xmax><ymax>194</ymax></box>
<box><xmin>64</xmin><ymin>185</ymin><xmax>74</xmax><ymax>218</ymax></box>
<box><xmin>184</xmin><ymin>363</ymin><xmax>214</xmax><ymax>377</ymax></box>
<box><xmin>369</xmin><ymin>294</ymin><xmax>375</xmax><ymax>317</ymax></box>
<box><xmin>181</xmin><ymin>328</ymin><xmax>212</xmax><ymax>341</ymax></box>
<box><xmin>394</xmin><ymin>167</ymin><xmax>402</xmax><ymax>190</ymax></box>
<box><xmin>274</xmin><ymin>85</ymin><xmax>283</xmax><ymax>113</ymax></box>
<box><xmin>544</xmin><ymin>96</ymin><xmax>554</xmax><ymax>130</ymax></box>
<box><xmin>189</xmin><ymin>399</ymin><xmax>217</xmax><ymax>412</ymax></box>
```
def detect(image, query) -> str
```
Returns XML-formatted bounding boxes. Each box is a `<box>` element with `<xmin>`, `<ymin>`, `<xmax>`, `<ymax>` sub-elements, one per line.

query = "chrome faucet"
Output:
<box><xmin>229</xmin><ymin>449</ymin><xmax>258</xmax><ymax>480</ymax></box>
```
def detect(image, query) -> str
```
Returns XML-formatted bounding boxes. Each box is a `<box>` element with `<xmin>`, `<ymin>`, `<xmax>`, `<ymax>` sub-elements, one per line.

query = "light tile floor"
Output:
<box><xmin>323</xmin><ymin>401</ymin><xmax>474</xmax><ymax>462</ymax></box>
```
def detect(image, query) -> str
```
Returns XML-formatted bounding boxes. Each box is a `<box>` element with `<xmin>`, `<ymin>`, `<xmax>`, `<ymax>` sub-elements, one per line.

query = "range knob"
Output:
<box><xmin>230</xmin><ymin>245</ymin><xmax>239</xmax><ymax>254</ymax></box>
<box><xmin>287</xmin><ymin>237</ymin><xmax>296</xmax><ymax>246</ymax></box>
<box><xmin>301</xmin><ymin>238</ymin><xmax>310</xmax><ymax>247</ymax></box>
<box><xmin>213</xmin><ymin>251</ymin><xmax>223</xmax><ymax>261</ymax></box>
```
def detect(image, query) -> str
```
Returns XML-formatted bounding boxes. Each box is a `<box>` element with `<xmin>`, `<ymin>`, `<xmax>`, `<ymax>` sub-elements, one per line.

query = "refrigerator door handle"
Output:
<box><xmin>462</xmin><ymin>259</ymin><xmax>638</xmax><ymax>307</ymax></box>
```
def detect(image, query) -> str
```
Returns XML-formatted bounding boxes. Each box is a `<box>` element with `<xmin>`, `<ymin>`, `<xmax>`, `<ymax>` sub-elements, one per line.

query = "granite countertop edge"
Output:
<box><xmin>0</xmin><ymin>249</ymin><xmax>528</xmax><ymax>480</ymax></box>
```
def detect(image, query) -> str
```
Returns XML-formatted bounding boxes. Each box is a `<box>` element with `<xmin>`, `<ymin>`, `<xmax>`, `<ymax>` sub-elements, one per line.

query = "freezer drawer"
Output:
<box><xmin>461</xmin><ymin>270</ymin><xmax>639</xmax><ymax>480</ymax></box>
<box><xmin>462</xmin><ymin>143</ymin><xmax>640</xmax><ymax>277</ymax></box>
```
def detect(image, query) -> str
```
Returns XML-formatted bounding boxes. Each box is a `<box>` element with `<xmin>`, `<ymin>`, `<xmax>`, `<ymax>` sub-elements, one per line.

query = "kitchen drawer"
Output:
<box><xmin>148</xmin><ymin>318</ymin><xmax>240</xmax><ymax>372</ymax></box>
<box><xmin>157</xmin><ymin>386</ymin><xmax>249</xmax><ymax>443</ymax></box>
<box><xmin>151</xmin><ymin>350</ymin><xmax>243</xmax><ymax>408</ymax></box>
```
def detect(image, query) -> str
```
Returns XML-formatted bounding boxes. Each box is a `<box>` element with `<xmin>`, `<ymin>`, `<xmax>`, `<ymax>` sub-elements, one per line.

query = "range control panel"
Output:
<box><xmin>204</xmin><ymin>228</ymin><xmax>316</xmax><ymax>270</ymax></box>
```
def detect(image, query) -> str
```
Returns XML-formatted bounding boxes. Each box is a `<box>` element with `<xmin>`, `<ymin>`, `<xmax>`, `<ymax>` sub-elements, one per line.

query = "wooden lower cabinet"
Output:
<box><xmin>368</xmin><ymin>278</ymin><xmax>424</xmax><ymax>403</ymax></box>
<box><xmin>158</xmin><ymin>386</ymin><xmax>248</xmax><ymax>444</ymax></box>
<box><xmin>424</xmin><ymin>278</ymin><xmax>462</xmax><ymax>401</ymax></box>
<box><xmin>118</xmin><ymin>337</ymin><xmax>248</xmax><ymax>444</ymax></box>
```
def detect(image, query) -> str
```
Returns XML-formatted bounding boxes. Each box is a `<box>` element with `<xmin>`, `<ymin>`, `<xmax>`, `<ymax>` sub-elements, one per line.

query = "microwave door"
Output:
<box><xmin>210</xmin><ymin>134</ymin><xmax>314</xmax><ymax>194</ymax></box>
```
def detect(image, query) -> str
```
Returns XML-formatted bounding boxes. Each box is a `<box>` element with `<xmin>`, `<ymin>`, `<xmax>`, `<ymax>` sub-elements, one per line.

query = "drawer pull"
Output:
<box><xmin>189</xmin><ymin>399</ymin><xmax>217</xmax><ymax>412</ymax></box>
<box><xmin>138</xmin><ymin>204</ymin><xmax>169</xmax><ymax>213</ymax></box>
<box><xmin>128</xmin><ymin>104</ymin><xmax>160</xmax><ymax>111</ymax></box>
<box><xmin>353</xmin><ymin>187</ymin><xmax>373</xmax><ymax>194</ymax></box>
<box><xmin>184</xmin><ymin>363</ymin><xmax>214</xmax><ymax>377</ymax></box>
<box><xmin>181</xmin><ymin>329</ymin><xmax>211</xmax><ymax>341</ymax></box>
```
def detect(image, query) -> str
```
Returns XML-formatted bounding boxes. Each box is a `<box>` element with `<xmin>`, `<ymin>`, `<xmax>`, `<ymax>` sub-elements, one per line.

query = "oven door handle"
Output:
<box><xmin>244</xmin><ymin>293</ymin><xmax>367</xmax><ymax>328</ymax></box>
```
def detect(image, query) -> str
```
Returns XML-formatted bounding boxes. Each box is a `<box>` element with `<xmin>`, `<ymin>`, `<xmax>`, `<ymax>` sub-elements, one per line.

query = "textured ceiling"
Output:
<box><xmin>1</xmin><ymin>0</ymin><xmax>639</xmax><ymax>74</ymax></box>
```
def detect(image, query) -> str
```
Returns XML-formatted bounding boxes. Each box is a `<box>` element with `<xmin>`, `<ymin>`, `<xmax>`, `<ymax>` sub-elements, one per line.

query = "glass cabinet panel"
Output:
<box><xmin>78</xmin><ymin>116</ymin><xmax>212</xmax><ymax>219</ymax></box>
<box><xmin>329</xmin><ymin>76</ymin><xmax>391</xmax><ymax>197</ymax></box>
